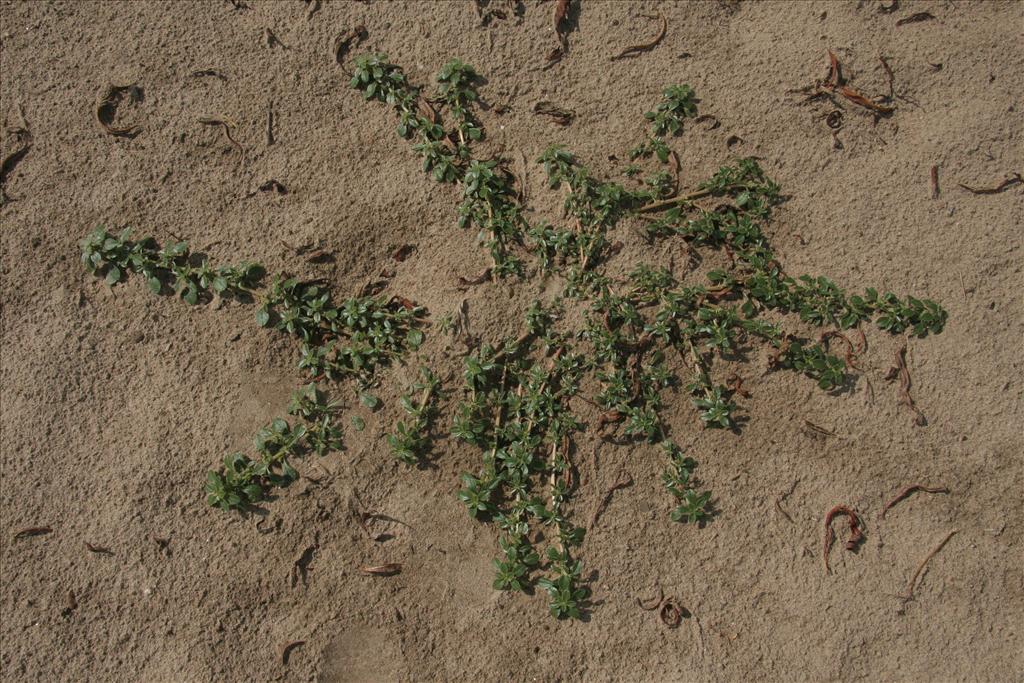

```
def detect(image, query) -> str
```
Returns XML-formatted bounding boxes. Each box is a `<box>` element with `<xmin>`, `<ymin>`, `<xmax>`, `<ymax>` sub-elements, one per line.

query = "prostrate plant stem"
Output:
<box><xmin>389</xmin><ymin>367</ymin><xmax>440</xmax><ymax>466</ymax></box>
<box><xmin>351</xmin><ymin>53</ymin><xmax>525</xmax><ymax>275</ymax></box>
<box><xmin>81</xmin><ymin>229</ymin><xmax>426</xmax><ymax>511</ymax></box>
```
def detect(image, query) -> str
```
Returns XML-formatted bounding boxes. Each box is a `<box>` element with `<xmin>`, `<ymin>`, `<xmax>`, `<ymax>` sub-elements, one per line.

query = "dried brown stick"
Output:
<box><xmin>889</xmin><ymin>344</ymin><xmax>926</xmax><ymax>426</ymax></box>
<box><xmin>611</xmin><ymin>12</ymin><xmax>666</xmax><ymax>60</ymax></box>
<box><xmin>803</xmin><ymin>420</ymin><xmax>836</xmax><ymax>437</ymax></box>
<box><xmin>823</xmin><ymin>505</ymin><xmax>863</xmax><ymax>574</ymax></box>
<box><xmin>263</xmin><ymin>28</ymin><xmax>287</xmax><ymax>49</ymax></box>
<box><xmin>900</xmin><ymin>530</ymin><xmax>957</xmax><ymax>600</ymax></box>
<box><xmin>266</xmin><ymin>100</ymin><xmax>275</xmax><ymax>145</ymax></box>
<box><xmin>84</xmin><ymin>542</ymin><xmax>113</xmax><ymax>554</ymax></box>
<box><xmin>532</xmin><ymin>101</ymin><xmax>574</xmax><ymax>126</ymax></box>
<box><xmin>637</xmin><ymin>582</ymin><xmax>663</xmax><ymax>610</ymax></box>
<box><xmin>896</xmin><ymin>12</ymin><xmax>935</xmax><ymax>26</ymax></box>
<box><xmin>457</xmin><ymin>267</ymin><xmax>492</xmax><ymax>288</ymax></box>
<box><xmin>957</xmin><ymin>172</ymin><xmax>1022</xmax><ymax>195</ymax></box>
<box><xmin>198</xmin><ymin>117</ymin><xmax>244</xmax><ymax>155</ymax></box>
<box><xmin>636</xmin><ymin>187</ymin><xmax>715</xmax><ymax>213</ymax></box>
<box><xmin>881</xmin><ymin>484</ymin><xmax>949</xmax><ymax>519</ymax></box>
<box><xmin>280</xmin><ymin>640</ymin><xmax>305</xmax><ymax>665</ymax></box>
<box><xmin>190</xmin><ymin>69</ymin><xmax>227</xmax><ymax>81</ymax></box>
<box><xmin>930</xmin><ymin>165</ymin><xmax>940</xmax><ymax>199</ymax></box>
<box><xmin>774</xmin><ymin>479</ymin><xmax>799</xmax><ymax>524</ymax></box>
<box><xmin>14</xmin><ymin>526</ymin><xmax>52</xmax><ymax>540</ymax></box>
<box><xmin>879</xmin><ymin>55</ymin><xmax>895</xmax><ymax>99</ymax></box>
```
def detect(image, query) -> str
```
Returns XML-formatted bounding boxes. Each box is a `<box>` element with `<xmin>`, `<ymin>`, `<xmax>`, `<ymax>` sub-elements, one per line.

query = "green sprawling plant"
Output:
<box><xmin>206</xmin><ymin>385</ymin><xmax>343</xmax><ymax>511</ymax></box>
<box><xmin>353</xmin><ymin>55</ymin><xmax>947</xmax><ymax>619</ymax></box>
<box><xmin>80</xmin><ymin>227</ymin><xmax>263</xmax><ymax>303</ymax></box>
<box><xmin>80</xmin><ymin>228</ymin><xmax>426</xmax><ymax>510</ymax></box>
<box><xmin>351</xmin><ymin>53</ymin><xmax>524</xmax><ymax>276</ymax></box>
<box><xmin>80</xmin><ymin>54</ymin><xmax>948</xmax><ymax>621</ymax></box>
<box><xmin>257</xmin><ymin>276</ymin><xmax>426</xmax><ymax>386</ymax></box>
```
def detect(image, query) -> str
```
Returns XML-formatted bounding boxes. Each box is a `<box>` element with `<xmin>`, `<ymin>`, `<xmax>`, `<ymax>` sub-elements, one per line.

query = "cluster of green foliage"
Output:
<box><xmin>82</xmin><ymin>54</ymin><xmax>949</xmax><ymax>622</ymax></box>
<box><xmin>453</xmin><ymin>307</ymin><xmax>589</xmax><ymax>618</ymax></box>
<box><xmin>631</xmin><ymin>84</ymin><xmax>698</xmax><ymax>161</ymax></box>
<box><xmin>388</xmin><ymin>367</ymin><xmax>440</xmax><ymax>466</ymax></box>
<box><xmin>351</xmin><ymin>53</ymin><xmax>525</xmax><ymax>275</ymax></box>
<box><xmin>256</xmin><ymin>277</ymin><xmax>426</xmax><ymax>386</ymax></box>
<box><xmin>80</xmin><ymin>227</ymin><xmax>263</xmax><ymax>304</ymax></box>
<box><xmin>355</xmin><ymin>54</ymin><xmax>947</xmax><ymax>619</ymax></box>
<box><xmin>81</xmin><ymin>232</ymin><xmax>426</xmax><ymax>509</ymax></box>
<box><xmin>204</xmin><ymin>383</ymin><xmax>344</xmax><ymax>511</ymax></box>
<box><xmin>661</xmin><ymin>442</ymin><xmax>712</xmax><ymax>524</ymax></box>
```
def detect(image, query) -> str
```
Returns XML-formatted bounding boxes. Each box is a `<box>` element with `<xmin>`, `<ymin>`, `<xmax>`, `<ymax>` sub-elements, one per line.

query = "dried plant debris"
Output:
<box><xmin>198</xmin><ymin>117</ymin><xmax>244</xmax><ymax>155</ymax></box>
<box><xmin>533</xmin><ymin>101</ymin><xmax>575</xmax><ymax>126</ymax></box>
<box><xmin>264</xmin><ymin>28</ymin><xmax>287</xmax><ymax>49</ymax></box>
<box><xmin>13</xmin><ymin>526</ymin><xmax>52</xmax><ymax>540</ymax></box>
<box><xmin>886</xmin><ymin>343</ymin><xmax>927</xmax><ymax>426</ymax></box>
<box><xmin>957</xmin><ymin>172</ymin><xmax>1022</xmax><ymax>195</ymax></box>
<box><xmin>896</xmin><ymin>12</ymin><xmax>935</xmax><ymax>26</ymax></box>
<box><xmin>899</xmin><ymin>530</ymin><xmax>957</xmax><ymax>602</ymax></box>
<box><xmin>545</xmin><ymin>0</ymin><xmax>573</xmax><ymax>66</ymax></box>
<box><xmin>248</xmin><ymin>179</ymin><xmax>288</xmax><ymax>197</ymax></box>
<box><xmin>279</xmin><ymin>640</ymin><xmax>305</xmax><ymax>665</ymax></box>
<box><xmin>882</xmin><ymin>484</ymin><xmax>949</xmax><ymax>518</ymax></box>
<box><xmin>660</xmin><ymin>597</ymin><xmax>684</xmax><ymax>627</ymax></box>
<box><xmin>611</xmin><ymin>12</ymin><xmax>667</xmax><ymax>61</ymax></box>
<box><xmin>95</xmin><ymin>84</ymin><xmax>143</xmax><ymax>137</ymax></box>
<box><xmin>190</xmin><ymin>69</ymin><xmax>228</xmax><ymax>81</ymax></box>
<box><xmin>823</xmin><ymin>505</ymin><xmax>863</xmax><ymax>573</ymax></box>
<box><xmin>360</xmin><ymin>563</ymin><xmax>402</xmax><ymax>576</ymax></box>
<box><xmin>589</xmin><ymin>471</ymin><xmax>633</xmax><ymax>528</ymax></box>
<box><xmin>84</xmin><ymin>542</ymin><xmax>113</xmax><ymax>555</ymax></box>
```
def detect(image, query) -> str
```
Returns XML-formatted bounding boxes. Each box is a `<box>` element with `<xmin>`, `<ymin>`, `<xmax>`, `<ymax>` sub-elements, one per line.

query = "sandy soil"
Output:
<box><xmin>1</xmin><ymin>0</ymin><xmax>1022</xmax><ymax>681</ymax></box>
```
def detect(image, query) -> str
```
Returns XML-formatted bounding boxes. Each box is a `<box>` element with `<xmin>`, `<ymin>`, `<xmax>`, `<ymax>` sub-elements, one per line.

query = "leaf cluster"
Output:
<box><xmin>661</xmin><ymin>442</ymin><xmax>712</xmax><ymax>524</ymax></box>
<box><xmin>352</xmin><ymin>53</ymin><xmax>524</xmax><ymax>274</ymax></box>
<box><xmin>206</xmin><ymin>384</ymin><xmax>347</xmax><ymax>511</ymax></box>
<box><xmin>388</xmin><ymin>367</ymin><xmax>440</xmax><ymax>466</ymax></box>
<box><xmin>256</xmin><ymin>278</ymin><xmax>426</xmax><ymax>383</ymax></box>
<box><xmin>81</xmin><ymin>227</ymin><xmax>263</xmax><ymax>304</ymax></box>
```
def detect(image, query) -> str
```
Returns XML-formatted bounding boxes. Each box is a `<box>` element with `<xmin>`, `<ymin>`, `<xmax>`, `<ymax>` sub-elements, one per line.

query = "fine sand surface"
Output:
<box><xmin>1</xmin><ymin>1</ymin><xmax>1022</xmax><ymax>681</ymax></box>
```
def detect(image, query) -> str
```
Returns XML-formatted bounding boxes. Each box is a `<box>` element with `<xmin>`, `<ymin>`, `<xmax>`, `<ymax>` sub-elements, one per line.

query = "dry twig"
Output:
<box><xmin>899</xmin><ymin>530</ymin><xmax>957</xmax><ymax>601</ymax></box>
<box><xmin>882</xmin><ymin>484</ymin><xmax>949</xmax><ymax>519</ymax></box>
<box><xmin>611</xmin><ymin>12</ymin><xmax>666</xmax><ymax>61</ymax></box>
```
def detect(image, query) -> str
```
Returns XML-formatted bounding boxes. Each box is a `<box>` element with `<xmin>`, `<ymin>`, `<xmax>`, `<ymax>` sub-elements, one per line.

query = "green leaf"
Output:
<box><xmin>407</xmin><ymin>328</ymin><xmax>424</xmax><ymax>349</ymax></box>
<box><xmin>351</xmin><ymin>415</ymin><xmax>366</xmax><ymax>431</ymax></box>
<box><xmin>360</xmin><ymin>393</ymin><xmax>379</xmax><ymax>409</ymax></box>
<box><xmin>255</xmin><ymin>306</ymin><xmax>271</xmax><ymax>327</ymax></box>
